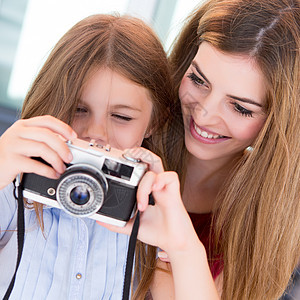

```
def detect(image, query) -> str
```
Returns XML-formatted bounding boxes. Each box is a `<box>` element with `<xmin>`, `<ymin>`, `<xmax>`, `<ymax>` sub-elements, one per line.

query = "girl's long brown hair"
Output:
<box><xmin>137</xmin><ymin>0</ymin><xmax>300</xmax><ymax>299</ymax></box>
<box><xmin>19</xmin><ymin>14</ymin><xmax>175</xmax><ymax>294</ymax></box>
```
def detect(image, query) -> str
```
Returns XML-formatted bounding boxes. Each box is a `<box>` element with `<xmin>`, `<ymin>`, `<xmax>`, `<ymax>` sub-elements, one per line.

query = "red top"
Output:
<box><xmin>188</xmin><ymin>212</ymin><xmax>223</xmax><ymax>279</ymax></box>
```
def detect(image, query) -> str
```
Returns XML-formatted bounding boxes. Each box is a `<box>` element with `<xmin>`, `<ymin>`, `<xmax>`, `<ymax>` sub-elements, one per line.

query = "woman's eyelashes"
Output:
<box><xmin>187</xmin><ymin>72</ymin><xmax>206</xmax><ymax>87</ymax></box>
<box><xmin>187</xmin><ymin>72</ymin><xmax>254</xmax><ymax>118</ymax></box>
<box><xmin>231</xmin><ymin>102</ymin><xmax>253</xmax><ymax>118</ymax></box>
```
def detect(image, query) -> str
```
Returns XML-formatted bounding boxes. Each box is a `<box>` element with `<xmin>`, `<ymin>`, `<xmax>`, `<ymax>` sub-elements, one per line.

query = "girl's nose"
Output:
<box><xmin>83</xmin><ymin>119</ymin><xmax>108</xmax><ymax>146</ymax></box>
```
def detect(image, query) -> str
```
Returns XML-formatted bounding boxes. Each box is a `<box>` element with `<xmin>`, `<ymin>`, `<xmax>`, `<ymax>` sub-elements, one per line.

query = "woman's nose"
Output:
<box><xmin>193</xmin><ymin>93</ymin><xmax>222</xmax><ymax>122</ymax></box>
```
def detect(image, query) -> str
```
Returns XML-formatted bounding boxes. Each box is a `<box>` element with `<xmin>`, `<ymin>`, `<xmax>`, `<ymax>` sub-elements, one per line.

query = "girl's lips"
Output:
<box><xmin>189</xmin><ymin>118</ymin><xmax>231</xmax><ymax>144</ymax></box>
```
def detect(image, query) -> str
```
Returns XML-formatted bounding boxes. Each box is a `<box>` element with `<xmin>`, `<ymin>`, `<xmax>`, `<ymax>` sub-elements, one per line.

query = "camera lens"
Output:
<box><xmin>57</xmin><ymin>164</ymin><xmax>108</xmax><ymax>217</ymax></box>
<box><xmin>70</xmin><ymin>186</ymin><xmax>90</xmax><ymax>205</ymax></box>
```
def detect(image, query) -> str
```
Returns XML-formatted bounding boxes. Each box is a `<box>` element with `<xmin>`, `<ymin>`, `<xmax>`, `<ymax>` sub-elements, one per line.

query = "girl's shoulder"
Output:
<box><xmin>0</xmin><ymin>182</ymin><xmax>15</xmax><ymax>205</ymax></box>
<box><xmin>0</xmin><ymin>182</ymin><xmax>18</xmax><ymax>246</ymax></box>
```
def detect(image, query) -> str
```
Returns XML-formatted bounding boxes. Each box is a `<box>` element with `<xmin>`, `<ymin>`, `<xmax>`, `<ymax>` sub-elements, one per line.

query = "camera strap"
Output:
<box><xmin>3</xmin><ymin>180</ymin><xmax>25</xmax><ymax>300</ymax></box>
<box><xmin>122</xmin><ymin>194</ymin><xmax>154</xmax><ymax>300</ymax></box>
<box><xmin>122</xmin><ymin>210</ymin><xmax>140</xmax><ymax>300</ymax></box>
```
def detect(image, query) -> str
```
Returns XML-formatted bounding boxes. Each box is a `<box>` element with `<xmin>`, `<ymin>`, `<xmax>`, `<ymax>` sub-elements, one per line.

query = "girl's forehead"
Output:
<box><xmin>80</xmin><ymin>68</ymin><xmax>153</xmax><ymax>109</ymax></box>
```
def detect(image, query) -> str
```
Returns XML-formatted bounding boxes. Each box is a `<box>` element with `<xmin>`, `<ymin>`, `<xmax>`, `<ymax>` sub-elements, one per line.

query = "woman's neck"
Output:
<box><xmin>182</xmin><ymin>153</ymin><xmax>240</xmax><ymax>214</ymax></box>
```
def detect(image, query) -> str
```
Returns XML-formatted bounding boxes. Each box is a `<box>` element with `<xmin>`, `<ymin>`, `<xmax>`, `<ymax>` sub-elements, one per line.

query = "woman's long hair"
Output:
<box><xmin>168</xmin><ymin>0</ymin><xmax>299</xmax><ymax>299</ymax></box>
<box><xmin>136</xmin><ymin>0</ymin><xmax>299</xmax><ymax>299</ymax></box>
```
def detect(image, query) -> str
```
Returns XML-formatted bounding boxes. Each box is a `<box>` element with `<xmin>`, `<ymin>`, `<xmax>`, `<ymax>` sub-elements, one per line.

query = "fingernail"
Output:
<box><xmin>158</xmin><ymin>251</ymin><xmax>168</xmax><ymax>259</ymax></box>
<box><xmin>68</xmin><ymin>153</ymin><xmax>73</xmax><ymax>162</ymax></box>
<box><xmin>138</xmin><ymin>203</ymin><xmax>143</xmax><ymax>211</ymax></box>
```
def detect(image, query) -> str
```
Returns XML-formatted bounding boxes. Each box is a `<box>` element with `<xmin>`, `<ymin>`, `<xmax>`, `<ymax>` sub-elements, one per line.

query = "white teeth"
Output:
<box><xmin>193</xmin><ymin>122</ymin><xmax>220</xmax><ymax>139</ymax></box>
<box><xmin>201</xmin><ymin>131</ymin><xmax>208</xmax><ymax>138</ymax></box>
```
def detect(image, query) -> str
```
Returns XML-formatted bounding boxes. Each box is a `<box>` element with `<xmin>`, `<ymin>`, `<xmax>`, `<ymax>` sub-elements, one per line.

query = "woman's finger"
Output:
<box><xmin>123</xmin><ymin>147</ymin><xmax>164</xmax><ymax>173</ymax></box>
<box><xmin>136</xmin><ymin>171</ymin><xmax>157</xmax><ymax>211</ymax></box>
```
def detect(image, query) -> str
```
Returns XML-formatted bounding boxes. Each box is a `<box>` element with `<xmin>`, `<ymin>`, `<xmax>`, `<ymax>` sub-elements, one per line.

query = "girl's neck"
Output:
<box><xmin>182</xmin><ymin>152</ymin><xmax>241</xmax><ymax>214</ymax></box>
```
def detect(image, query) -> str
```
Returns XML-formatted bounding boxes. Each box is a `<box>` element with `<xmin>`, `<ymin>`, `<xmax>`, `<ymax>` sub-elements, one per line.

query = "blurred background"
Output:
<box><xmin>0</xmin><ymin>1</ymin><xmax>299</xmax><ymax>298</ymax></box>
<box><xmin>0</xmin><ymin>0</ymin><xmax>202</xmax><ymax>134</ymax></box>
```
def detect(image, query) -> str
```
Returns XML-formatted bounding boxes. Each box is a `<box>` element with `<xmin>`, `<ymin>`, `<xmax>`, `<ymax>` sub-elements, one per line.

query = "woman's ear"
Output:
<box><xmin>144</xmin><ymin>130</ymin><xmax>152</xmax><ymax>138</ymax></box>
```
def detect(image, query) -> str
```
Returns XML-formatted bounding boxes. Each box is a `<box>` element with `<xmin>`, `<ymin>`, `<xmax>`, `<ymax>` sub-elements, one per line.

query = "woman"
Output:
<box><xmin>128</xmin><ymin>0</ymin><xmax>299</xmax><ymax>299</ymax></box>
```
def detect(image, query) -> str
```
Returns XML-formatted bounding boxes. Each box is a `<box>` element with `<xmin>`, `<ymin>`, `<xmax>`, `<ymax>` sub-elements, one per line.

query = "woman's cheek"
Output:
<box><xmin>233</xmin><ymin>120</ymin><xmax>265</xmax><ymax>143</ymax></box>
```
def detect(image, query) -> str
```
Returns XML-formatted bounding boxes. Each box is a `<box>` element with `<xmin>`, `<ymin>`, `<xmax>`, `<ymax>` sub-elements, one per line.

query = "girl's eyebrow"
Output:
<box><xmin>111</xmin><ymin>104</ymin><xmax>142</xmax><ymax>112</ymax></box>
<box><xmin>191</xmin><ymin>61</ymin><xmax>262</xmax><ymax>108</ymax></box>
<box><xmin>191</xmin><ymin>61</ymin><xmax>211</xmax><ymax>84</ymax></box>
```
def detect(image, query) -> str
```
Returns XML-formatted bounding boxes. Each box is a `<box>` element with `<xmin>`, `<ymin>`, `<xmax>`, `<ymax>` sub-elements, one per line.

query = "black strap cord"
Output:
<box><xmin>122</xmin><ymin>210</ymin><xmax>140</xmax><ymax>300</ymax></box>
<box><xmin>122</xmin><ymin>194</ymin><xmax>154</xmax><ymax>300</ymax></box>
<box><xmin>3</xmin><ymin>181</ymin><xmax>25</xmax><ymax>300</ymax></box>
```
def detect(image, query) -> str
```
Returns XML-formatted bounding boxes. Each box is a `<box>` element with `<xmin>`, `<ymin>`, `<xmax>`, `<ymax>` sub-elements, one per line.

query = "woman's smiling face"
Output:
<box><xmin>179</xmin><ymin>42</ymin><xmax>267</xmax><ymax>162</ymax></box>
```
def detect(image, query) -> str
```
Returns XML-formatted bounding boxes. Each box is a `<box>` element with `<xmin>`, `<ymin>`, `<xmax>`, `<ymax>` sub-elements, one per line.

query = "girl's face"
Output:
<box><xmin>72</xmin><ymin>68</ymin><xmax>153</xmax><ymax>150</ymax></box>
<box><xmin>179</xmin><ymin>42</ymin><xmax>267</xmax><ymax>162</ymax></box>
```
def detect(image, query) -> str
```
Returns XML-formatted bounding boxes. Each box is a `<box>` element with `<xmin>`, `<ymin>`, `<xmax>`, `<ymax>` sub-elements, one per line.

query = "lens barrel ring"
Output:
<box><xmin>57</xmin><ymin>164</ymin><xmax>108</xmax><ymax>217</ymax></box>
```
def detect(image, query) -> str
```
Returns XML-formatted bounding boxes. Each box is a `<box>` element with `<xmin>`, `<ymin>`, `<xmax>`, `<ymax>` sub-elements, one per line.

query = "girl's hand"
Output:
<box><xmin>0</xmin><ymin>115</ymin><xmax>77</xmax><ymax>189</ymax></box>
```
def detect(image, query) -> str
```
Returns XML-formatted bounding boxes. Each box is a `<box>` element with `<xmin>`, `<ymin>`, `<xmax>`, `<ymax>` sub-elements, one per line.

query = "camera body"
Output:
<box><xmin>21</xmin><ymin>138</ymin><xmax>147</xmax><ymax>227</ymax></box>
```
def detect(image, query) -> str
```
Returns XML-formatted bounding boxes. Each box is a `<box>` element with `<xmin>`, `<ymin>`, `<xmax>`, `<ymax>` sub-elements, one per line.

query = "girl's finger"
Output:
<box><xmin>96</xmin><ymin>214</ymin><xmax>135</xmax><ymax>235</ymax></box>
<box><xmin>14</xmin><ymin>138</ymin><xmax>67</xmax><ymax>174</ymax></box>
<box><xmin>17</xmin><ymin>126</ymin><xmax>73</xmax><ymax>164</ymax></box>
<box><xmin>21</xmin><ymin>115</ymin><xmax>77</xmax><ymax>141</ymax></box>
<box><xmin>15</xmin><ymin>156</ymin><xmax>61</xmax><ymax>179</ymax></box>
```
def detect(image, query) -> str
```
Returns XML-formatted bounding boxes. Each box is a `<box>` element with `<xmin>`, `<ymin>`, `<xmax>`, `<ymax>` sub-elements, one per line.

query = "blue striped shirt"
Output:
<box><xmin>0</xmin><ymin>183</ymin><xmax>129</xmax><ymax>299</ymax></box>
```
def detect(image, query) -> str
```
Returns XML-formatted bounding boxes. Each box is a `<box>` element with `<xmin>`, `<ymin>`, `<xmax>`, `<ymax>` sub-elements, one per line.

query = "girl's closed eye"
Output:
<box><xmin>111</xmin><ymin>113</ymin><xmax>133</xmax><ymax>122</ymax></box>
<box><xmin>75</xmin><ymin>106</ymin><xmax>88</xmax><ymax>114</ymax></box>
<box><xmin>231</xmin><ymin>102</ymin><xmax>253</xmax><ymax>118</ymax></box>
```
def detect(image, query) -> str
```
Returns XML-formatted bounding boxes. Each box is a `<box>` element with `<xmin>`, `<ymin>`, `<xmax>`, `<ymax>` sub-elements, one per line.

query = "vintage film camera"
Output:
<box><xmin>21</xmin><ymin>138</ymin><xmax>148</xmax><ymax>227</ymax></box>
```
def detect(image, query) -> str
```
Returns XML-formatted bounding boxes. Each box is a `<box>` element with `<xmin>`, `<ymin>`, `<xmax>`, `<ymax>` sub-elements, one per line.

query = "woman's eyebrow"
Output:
<box><xmin>191</xmin><ymin>61</ymin><xmax>262</xmax><ymax>108</ymax></box>
<box><xmin>191</xmin><ymin>61</ymin><xmax>211</xmax><ymax>84</ymax></box>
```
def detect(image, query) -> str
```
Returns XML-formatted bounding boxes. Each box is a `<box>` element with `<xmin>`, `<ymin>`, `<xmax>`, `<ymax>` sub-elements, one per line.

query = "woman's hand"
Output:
<box><xmin>0</xmin><ymin>115</ymin><xmax>77</xmax><ymax>189</ymax></box>
<box><xmin>97</xmin><ymin>147</ymin><xmax>200</xmax><ymax>257</ymax></box>
<box><xmin>98</xmin><ymin>147</ymin><xmax>220</xmax><ymax>299</ymax></box>
<box><xmin>136</xmin><ymin>170</ymin><xmax>200</xmax><ymax>255</ymax></box>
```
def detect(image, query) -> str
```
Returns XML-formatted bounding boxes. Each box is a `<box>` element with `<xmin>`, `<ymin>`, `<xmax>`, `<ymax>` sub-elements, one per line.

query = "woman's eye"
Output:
<box><xmin>232</xmin><ymin>102</ymin><xmax>253</xmax><ymax>117</ymax></box>
<box><xmin>112</xmin><ymin>114</ymin><xmax>133</xmax><ymax>122</ymax></box>
<box><xmin>187</xmin><ymin>72</ymin><xmax>206</xmax><ymax>87</ymax></box>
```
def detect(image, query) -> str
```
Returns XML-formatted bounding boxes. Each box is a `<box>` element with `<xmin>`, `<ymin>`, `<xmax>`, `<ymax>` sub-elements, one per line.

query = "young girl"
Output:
<box><xmin>106</xmin><ymin>0</ymin><xmax>299</xmax><ymax>299</ymax></box>
<box><xmin>0</xmin><ymin>14</ymin><xmax>174</xmax><ymax>299</ymax></box>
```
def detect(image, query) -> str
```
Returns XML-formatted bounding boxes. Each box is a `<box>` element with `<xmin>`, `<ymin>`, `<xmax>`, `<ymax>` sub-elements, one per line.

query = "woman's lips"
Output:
<box><xmin>189</xmin><ymin>117</ymin><xmax>231</xmax><ymax>144</ymax></box>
